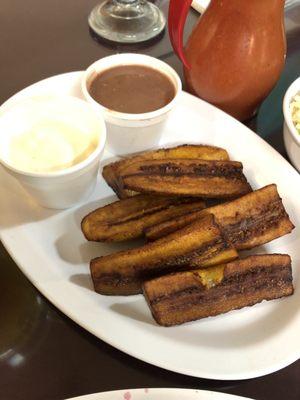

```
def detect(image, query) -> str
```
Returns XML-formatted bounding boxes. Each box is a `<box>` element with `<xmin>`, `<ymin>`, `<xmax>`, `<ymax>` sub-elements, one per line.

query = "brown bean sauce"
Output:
<box><xmin>88</xmin><ymin>65</ymin><xmax>176</xmax><ymax>114</ymax></box>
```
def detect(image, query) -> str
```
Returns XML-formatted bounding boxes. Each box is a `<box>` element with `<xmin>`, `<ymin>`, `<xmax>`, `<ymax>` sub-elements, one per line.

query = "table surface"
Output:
<box><xmin>1</xmin><ymin>1</ymin><xmax>300</xmax><ymax>399</ymax></box>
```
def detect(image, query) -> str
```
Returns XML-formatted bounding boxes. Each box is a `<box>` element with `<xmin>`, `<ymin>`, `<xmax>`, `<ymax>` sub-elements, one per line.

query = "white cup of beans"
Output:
<box><xmin>82</xmin><ymin>53</ymin><xmax>182</xmax><ymax>156</ymax></box>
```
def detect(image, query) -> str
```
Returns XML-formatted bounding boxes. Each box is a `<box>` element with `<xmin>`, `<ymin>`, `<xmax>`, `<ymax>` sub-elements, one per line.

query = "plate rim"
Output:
<box><xmin>66</xmin><ymin>387</ymin><xmax>254</xmax><ymax>400</ymax></box>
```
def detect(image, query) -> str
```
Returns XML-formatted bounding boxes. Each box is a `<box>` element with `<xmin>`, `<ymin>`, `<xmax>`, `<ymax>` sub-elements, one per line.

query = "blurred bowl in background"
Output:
<box><xmin>283</xmin><ymin>76</ymin><xmax>300</xmax><ymax>172</ymax></box>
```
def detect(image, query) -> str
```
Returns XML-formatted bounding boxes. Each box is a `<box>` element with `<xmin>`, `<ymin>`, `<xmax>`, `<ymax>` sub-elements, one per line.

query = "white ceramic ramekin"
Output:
<box><xmin>283</xmin><ymin>76</ymin><xmax>300</xmax><ymax>172</ymax></box>
<box><xmin>0</xmin><ymin>96</ymin><xmax>106</xmax><ymax>209</ymax></box>
<box><xmin>81</xmin><ymin>53</ymin><xmax>182</xmax><ymax>156</ymax></box>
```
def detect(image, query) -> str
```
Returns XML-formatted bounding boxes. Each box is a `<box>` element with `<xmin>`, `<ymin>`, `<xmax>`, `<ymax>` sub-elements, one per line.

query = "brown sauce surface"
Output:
<box><xmin>88</xmin><ymin>65</ymin><xmax>176</xmax><ymax>114</ymax></box>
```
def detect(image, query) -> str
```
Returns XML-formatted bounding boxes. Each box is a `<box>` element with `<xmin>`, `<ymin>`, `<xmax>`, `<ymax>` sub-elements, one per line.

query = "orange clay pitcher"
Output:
<box><xmin>169</xmin><ymin>0</ymin><xmax>286</xmax><ymax>121</ymax></box>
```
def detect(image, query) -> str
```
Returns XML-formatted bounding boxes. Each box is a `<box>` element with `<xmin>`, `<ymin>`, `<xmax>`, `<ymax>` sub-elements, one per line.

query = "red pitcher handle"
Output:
<box><xmin>168</xmin><ymin>0</ymin><xmax>193</xmax><ymax>69</ymax></box>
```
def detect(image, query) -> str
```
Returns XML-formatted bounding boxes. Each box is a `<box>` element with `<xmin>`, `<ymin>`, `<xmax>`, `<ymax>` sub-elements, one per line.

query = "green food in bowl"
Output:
<box><xmin>290</xmin><ymin>93</ymin><xmax>300</xmax><ymax>134</ymax></box>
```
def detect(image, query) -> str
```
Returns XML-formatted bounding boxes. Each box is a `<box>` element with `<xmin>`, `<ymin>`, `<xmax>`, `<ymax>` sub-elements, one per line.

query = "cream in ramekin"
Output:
<box><xmin>0</xmin><ymin>95</ymin><xmax>106</xmax><ymax>209</ymax></box>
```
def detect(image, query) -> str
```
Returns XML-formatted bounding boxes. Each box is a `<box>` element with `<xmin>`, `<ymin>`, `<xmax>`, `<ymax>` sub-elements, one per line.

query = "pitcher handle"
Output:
<box><xmin>168</xmin><ymin>0</ymin><xmax>193</xmax><ymax>69</ymax></box>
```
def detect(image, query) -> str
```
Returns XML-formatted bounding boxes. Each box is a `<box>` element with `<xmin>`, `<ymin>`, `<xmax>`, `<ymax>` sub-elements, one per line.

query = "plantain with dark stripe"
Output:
<box><xmin>81</xmin><ymin>195</ymin><xmax>205</xmax><ymax>242</ymax></box>
<box><xmin>143</xmin><ymin>254</ymin><xmax>294</xmax><ymax>326</ymax></box>
<box><xmin>102</xmin><ymin>144</ymin><xmax>230</xmax><ymax>199</ymax></box>
<box><xmin>145</xmin><ymin>184</ymin><xmax>294</xmax><ymax>249</ymax></box>
<box><xmin>119</xmin><ymin>159</ymin><xmax>251</xmax><ymax>199</ymax></box>
<box><xmin>90</xmin><ymin>214</ymin><xmax>238</xmax><ymax>295</ymax></box>
<box><xmin>145</xmin><ymin>208</ymin><xmax>205</xmax><ymax>241</ymax></box>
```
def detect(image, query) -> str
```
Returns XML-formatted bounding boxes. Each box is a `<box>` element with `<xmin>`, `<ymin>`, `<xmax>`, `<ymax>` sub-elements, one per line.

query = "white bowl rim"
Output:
<box><xmin>0</xmin><ymin>95</ymin><xmax>107</xmax><ymax>179</ymax></box>
<box><xmin>283</xmin><ymin>76</ymin><xmax>300</xmax><ymax>146</ymax></box>
<box><xmin>81</xmin><ymin>53</ymin><xmax>182</xmax><ymax>122</ymax></box>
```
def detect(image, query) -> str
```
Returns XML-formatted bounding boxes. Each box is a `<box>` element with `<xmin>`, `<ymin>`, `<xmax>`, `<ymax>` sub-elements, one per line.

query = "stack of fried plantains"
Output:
<box><xmin>82</xmin><ymin>144</ymin><xmax>295</xmax><ymax>326</ymax></box>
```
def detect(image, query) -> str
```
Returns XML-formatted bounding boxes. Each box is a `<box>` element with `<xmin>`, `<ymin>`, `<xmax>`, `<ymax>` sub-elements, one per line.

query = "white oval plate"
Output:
<box><xmin>1</xmin><ymin>72</ymin><xmax>300</xmax><ymax>380</ymax></box>
<box><xmin>68</xmin><ymin>388</ymin><xmax>253</xmax><ymax>400</ymax></box>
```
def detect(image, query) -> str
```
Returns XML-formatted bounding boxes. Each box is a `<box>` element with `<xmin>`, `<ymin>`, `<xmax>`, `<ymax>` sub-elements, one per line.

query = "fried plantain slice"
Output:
<box><xmin>143</xmin><ymin>254</ymin><xmax>293</xmax><ymax>326</ymax></box>
<box><xmin>90</xmin><ymin>214</ymin><xmax>238</xmax><ymax>295</ymax></box>
<box><xmin>120</xmin><ymin>159</ymin><xmax>251</xmax><ymax>199</ymax></box>
<box><xmin>81</xmin><ymin>195</ymin><xmax>205</xmax><ymax>242</ymax></box>
<box><xmin>145</xmin><ymin>208</ymin><xmax>204</xmax><ymax>241</ymax></box>
<box><xmin>145</xmin><ymin>184</ymin><xmax>295</xmax><ymax>249</ymax></box>
<box><xmin>102</xmin><ymin>144</ymin><xmax>230</xmax><ymax>198</ymax></box>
